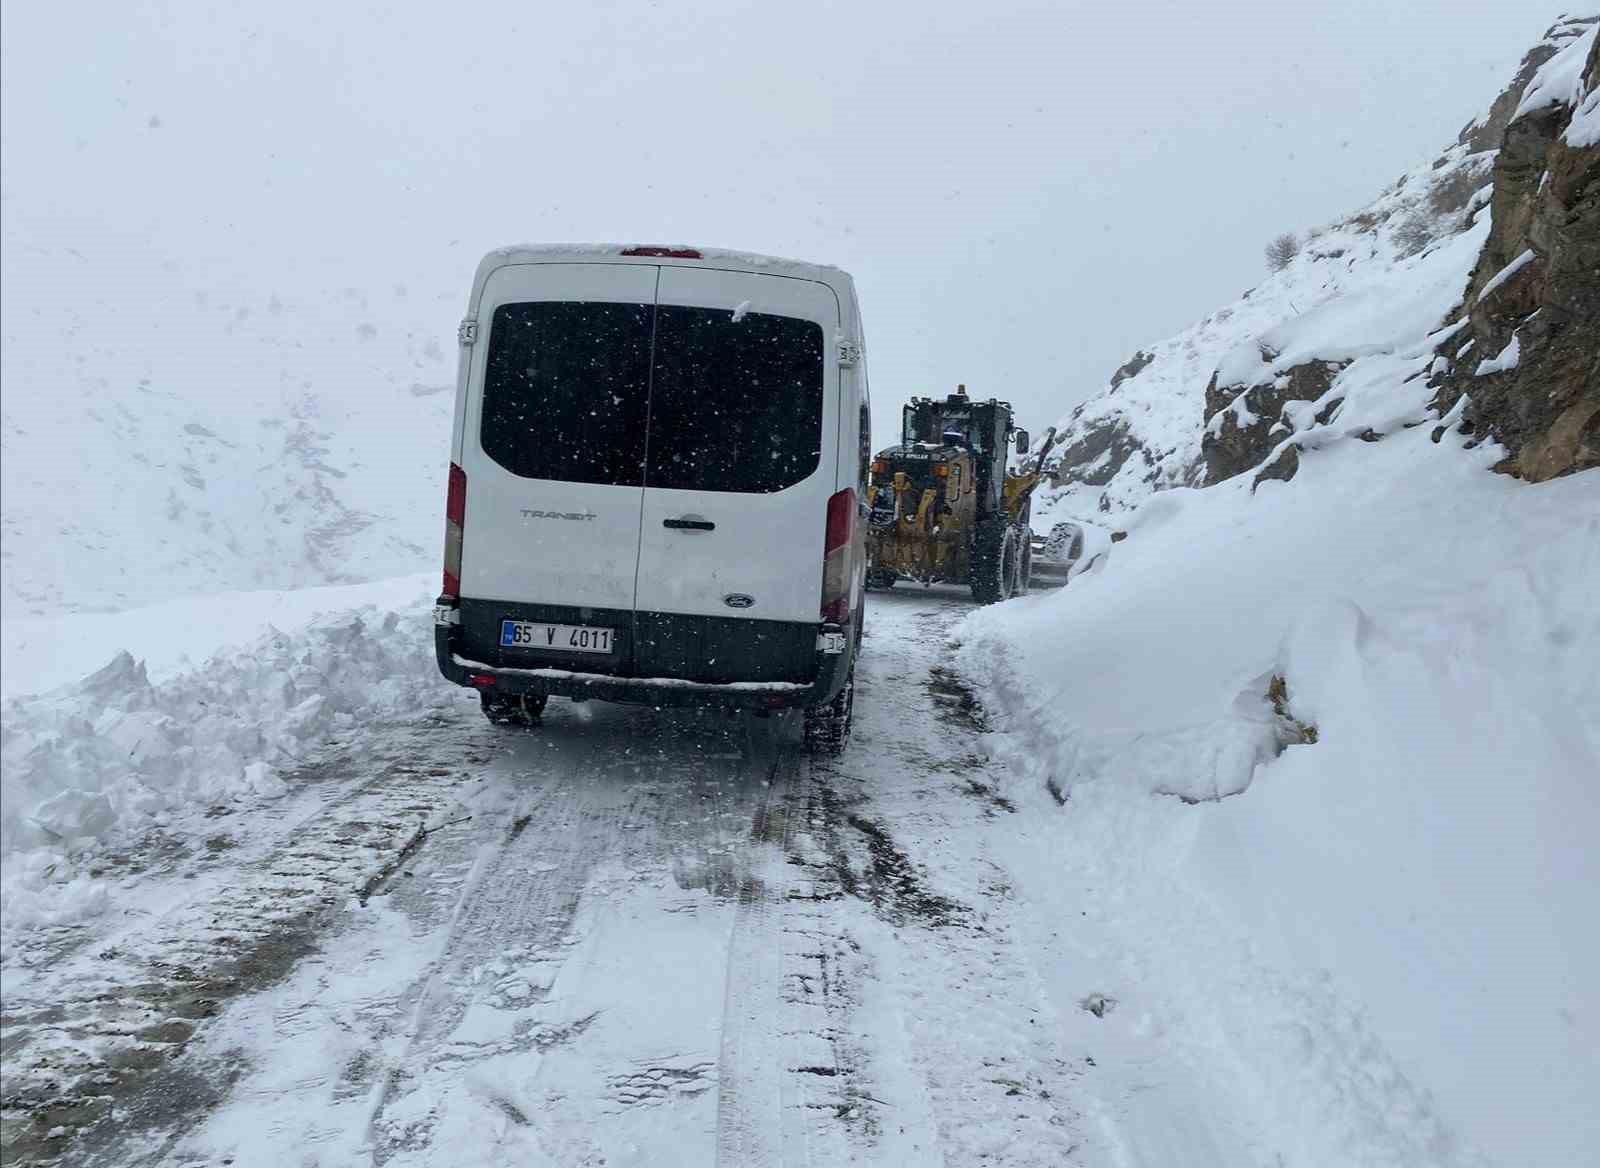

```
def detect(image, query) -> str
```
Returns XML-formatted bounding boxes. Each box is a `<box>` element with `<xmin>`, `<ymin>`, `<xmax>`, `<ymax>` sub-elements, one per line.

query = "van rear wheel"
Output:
<box><xmin>481</xmin><ymin>692</ymin><xmax>548</xmax><ymax>727</ymax></box>
<box><xmin>803</xmin><ymin>668</ymin><xmax>855</xmax><ymax>756</ymax></box>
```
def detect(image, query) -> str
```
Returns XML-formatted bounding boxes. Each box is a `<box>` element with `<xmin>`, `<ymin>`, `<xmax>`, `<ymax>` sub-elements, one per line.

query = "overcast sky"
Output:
<box><xmin>1</xmin><ymin>0</ymin><xmax>1573</xmax><ymax>443</ymax></box>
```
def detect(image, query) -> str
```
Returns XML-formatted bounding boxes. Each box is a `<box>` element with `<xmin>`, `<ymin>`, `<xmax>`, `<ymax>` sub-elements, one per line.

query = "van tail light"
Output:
<box><xmin>442</xmin><ymin>462</ymin><xmax>466</xmax><ymax>599</ymax></box>
<box><xmin>820</xmin><ymin>487</ymin><xmax>855</xmax><ymax>624</ymax></box>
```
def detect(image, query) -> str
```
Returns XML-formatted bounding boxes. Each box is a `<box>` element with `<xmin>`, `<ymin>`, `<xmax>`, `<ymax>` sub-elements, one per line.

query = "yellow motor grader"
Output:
<box><xmin>865</xmin><ymin>386</ymin><xmax>1058</xmax><ymax>603</ymax></box>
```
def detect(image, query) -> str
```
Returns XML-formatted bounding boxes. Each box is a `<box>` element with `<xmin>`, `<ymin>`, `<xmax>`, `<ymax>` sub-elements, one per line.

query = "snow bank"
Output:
<box><xmin>1</xmin><ymin>589</ymin><xmax>453</xmax><ymax>932</ymax></box>
<box><xmin>960</xmin><ymin>427</ymin><xmax>1600</xmax><ymax>1165</ymax></box>
<box><xmin>0</xmin><ymin>572</ymin><xmax>435</xmax><ymax>701</ymax></box>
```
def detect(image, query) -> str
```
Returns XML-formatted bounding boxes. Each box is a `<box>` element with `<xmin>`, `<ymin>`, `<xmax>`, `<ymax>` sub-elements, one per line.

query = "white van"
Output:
<box><xmin>433</xmin><ymin>244</ymin><xmax>869</xmax><ymax>752</ymax></box>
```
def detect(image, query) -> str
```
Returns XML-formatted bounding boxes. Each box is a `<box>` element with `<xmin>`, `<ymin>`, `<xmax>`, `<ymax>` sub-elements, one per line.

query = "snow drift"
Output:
<box><xmin>0</xmin><ymin>583</ymin><xmax>453</xmax><ymax>935</ymax></box>
<box><xmin>961</xmin><ymin>18</ymin><xmax>1600</xmax><ymax>1166</ymax></box>
<box><xmin>965</xmin><ymin>426</ymin><xmax>1600</xmax><ymax>1167</ymax></box>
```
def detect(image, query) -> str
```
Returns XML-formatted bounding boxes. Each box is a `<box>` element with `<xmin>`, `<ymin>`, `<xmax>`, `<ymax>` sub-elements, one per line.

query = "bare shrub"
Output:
<box><xmin>1392</xmin><ymin>211</ymin><xmax>1438</xmax><ymax>257</ymax></box>
<box><xmin>1265</xmin><ymin>232</ymin><xmax>1301</xmax><ymax>272</ymax></box>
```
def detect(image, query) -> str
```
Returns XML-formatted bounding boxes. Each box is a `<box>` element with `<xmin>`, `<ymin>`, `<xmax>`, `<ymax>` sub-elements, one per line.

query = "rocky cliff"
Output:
<box><xmin>1038</xmin><ymin>16</ymin><xmax>1598</xmax><ymax>523</ymax></box>
<box><xmin>1429</xmin><ymin>19</ymin><xmax>1599</xmax><ymax>480</ymax></box>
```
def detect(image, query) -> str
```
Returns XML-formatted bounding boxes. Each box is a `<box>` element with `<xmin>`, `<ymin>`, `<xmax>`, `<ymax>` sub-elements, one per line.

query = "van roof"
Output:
<box><xmin>474</xmin><ymin>243</ymin><xmax>852</xmax><ymax>293</ymax></box>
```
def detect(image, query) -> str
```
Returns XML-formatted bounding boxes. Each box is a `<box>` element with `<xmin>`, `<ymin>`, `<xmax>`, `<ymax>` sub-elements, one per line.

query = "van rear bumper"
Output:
<box><xmin>433</xmin><ymin>609</ymin><xmax>853</xmax><ymax>710</ymax></box>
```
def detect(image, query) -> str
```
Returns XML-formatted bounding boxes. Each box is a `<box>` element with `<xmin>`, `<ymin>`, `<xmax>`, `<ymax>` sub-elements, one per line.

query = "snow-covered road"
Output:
<box><xmin>4</xmin><ymin>590</ymin><xmax>1094</xmax><ymax>1167</ymax></box>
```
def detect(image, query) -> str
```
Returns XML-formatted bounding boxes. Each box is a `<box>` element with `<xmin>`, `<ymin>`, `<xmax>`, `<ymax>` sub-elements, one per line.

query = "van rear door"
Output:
<box><xmin>633</xmin><ymin>267</ymin><xmax>839</xmax><ymax>676</ymax></box>
<box><xmin>456</xmin><ymin>263</ymin><xmax>657</xmax><ymax>653</ymax></box>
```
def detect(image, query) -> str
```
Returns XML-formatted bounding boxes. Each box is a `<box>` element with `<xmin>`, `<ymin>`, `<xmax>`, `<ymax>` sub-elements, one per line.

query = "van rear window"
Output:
<box><xmin>646</xmin><ymin>307</ymin><xmax>824</xmax><ymax>494</ymax></box>
<box><xmin>480</xmin><ymin>302</ymin><xmax>652</xmax><ymax>486</ymax></box>
<box><xmin>479</xmin><ymin>300</ymin><xmax>824</xmax><ymax>493</ymax></box>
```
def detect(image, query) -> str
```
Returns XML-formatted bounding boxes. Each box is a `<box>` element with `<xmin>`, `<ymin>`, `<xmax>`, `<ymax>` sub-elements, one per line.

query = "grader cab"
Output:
<box><xmin>865</xmin><ymin>385</ymin><xmax>1058</xmax><ymax>603</ymax></box>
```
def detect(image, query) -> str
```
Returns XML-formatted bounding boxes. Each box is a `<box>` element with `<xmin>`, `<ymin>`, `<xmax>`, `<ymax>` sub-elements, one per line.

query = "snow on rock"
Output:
<box><xmin>1566</xmin><ymin>76</ymin><xmax>1600</xmax><ymax>147</ymax></box>
<box><xmin>1473</xmin><ymin>333</ymin><xmax>1522</xmax><ymax>376</ymax></box>
<box><xmin>1474</xmin><ymin>247</ymin><xmax>1536</xmax><ymax>302</ymax></box>
<box><xmin>1037</xmin><ymin>140</ymin><xmax>1493</xmax><ymax>528</ymax></box>
<box><xmin>0</xmin><ymin>594</ymin><xmax>452</xmax><ymax>934</ymax></box>
<box><xmin>1199</xmin><ymin>212</ymin><xmax>1489</xmax><ymax>489</ymax></box>
<box><xmin>1512</xmin><ymin>19</ymin><xmax>1598</xmax><ymax>120</ymax></box>
<box><xmin>1430</xmin><ymin>16</ymin><xmax>1599</xmax><ymax>481</ymax></box>
<box><xmin>1035</xmin><ymin>16</ymin><xmax>1597</xmax><ymax>529</ymax></box>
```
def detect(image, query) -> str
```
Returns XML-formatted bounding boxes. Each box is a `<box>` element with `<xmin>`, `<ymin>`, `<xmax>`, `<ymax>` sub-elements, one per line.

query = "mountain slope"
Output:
<box><xmin>0</xmin><ymin>254</ymin><xmax>455</xmax><ymax>616</ymax></box>
<box><xmin>1037</xmin><ymin>14</ymin><xmax>1598</xmax><ymax>525</ymax></box>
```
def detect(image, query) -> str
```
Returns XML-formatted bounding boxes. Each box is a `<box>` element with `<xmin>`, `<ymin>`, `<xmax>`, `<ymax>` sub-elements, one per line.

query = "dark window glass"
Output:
<box><xmin>479</xmin><ymin>301</ymin><xmax>653</xmax><ymax>485</ymax></box>
<box><xmin>646</xmin><ymin>307</ymin><xmax>825</xmax><ymax>493</ymax></box>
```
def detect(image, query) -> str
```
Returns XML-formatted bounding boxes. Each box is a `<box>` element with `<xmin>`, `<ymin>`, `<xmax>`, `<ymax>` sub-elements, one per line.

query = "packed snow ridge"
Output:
<box><xmin>961</xmin><ymin>17</ymin><xmax>1599</xmax><ymax>1166</ymax></box>
<box><xmin>1</xmin><ymin>578</ymin><xmax>450</xmax><ymax>938</ymax></box>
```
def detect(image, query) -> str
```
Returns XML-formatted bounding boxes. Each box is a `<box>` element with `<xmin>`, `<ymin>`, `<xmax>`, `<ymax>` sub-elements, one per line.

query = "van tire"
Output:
<box><xmin>803</xmin><ymin>668</ymin><xmax>855</xmax><ymax>756</ymax></box>
<box><xmin>866</xmin><ymin>568</ymin><xmax>897</xmax><ymax>590</ymax></box>
<box><xmin>970</xmin><ymin>519</ymin><xmax>1011</xmax><ymax>604</ymax></box>
<box><xmin>481</xmin><ymin>692</ymin><xmax>548</xmax><ymax>727</ymax></box>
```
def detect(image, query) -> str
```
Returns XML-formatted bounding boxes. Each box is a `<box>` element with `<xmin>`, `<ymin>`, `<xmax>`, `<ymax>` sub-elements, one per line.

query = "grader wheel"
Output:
<box><xmin>971</xmin><ymin>520</ymin><xmax>1027</xmax><ymax>604</ymax></box>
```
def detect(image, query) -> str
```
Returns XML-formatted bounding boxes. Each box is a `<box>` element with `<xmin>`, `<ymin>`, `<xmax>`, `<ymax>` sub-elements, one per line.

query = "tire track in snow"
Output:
<box><xmin>344</xmin><ymin>704</ymin><xmax>810</xmax><ymax>1166</ymax></box>
<box><xmin>712</xmin><ymin>739</ymin><xmax>800</xmax><ymax>1168</ymax></box>
<box><xmin>815</xmin><ymin>589</ymin><xmax>1089</xmax><ymax>1165</ymax></box>
<box><xmin>360</xmin><ymin>771</ymin><xmax>619</xmax><ymax>1163</ymax></box>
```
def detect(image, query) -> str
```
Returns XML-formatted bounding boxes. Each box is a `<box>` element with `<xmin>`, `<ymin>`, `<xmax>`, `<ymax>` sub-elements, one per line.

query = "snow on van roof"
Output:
<box><xmin>481</xmin><ymin>242</ymin><xmax>849</xmax><ymax>279</ymax></box>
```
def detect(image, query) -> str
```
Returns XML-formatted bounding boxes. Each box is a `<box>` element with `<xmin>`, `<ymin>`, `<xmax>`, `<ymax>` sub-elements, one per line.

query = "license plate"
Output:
<box><xmin>499</xmin><ymin>620</ymin><xmax>616</xmax><ymax>654</ymax></box>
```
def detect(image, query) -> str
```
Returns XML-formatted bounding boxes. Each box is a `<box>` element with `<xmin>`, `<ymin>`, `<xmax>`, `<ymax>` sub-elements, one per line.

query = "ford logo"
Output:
<box><xmin>723</xmin><ymin>593</ymin><xmax>756</xmax><ymax>609</ymax></box>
